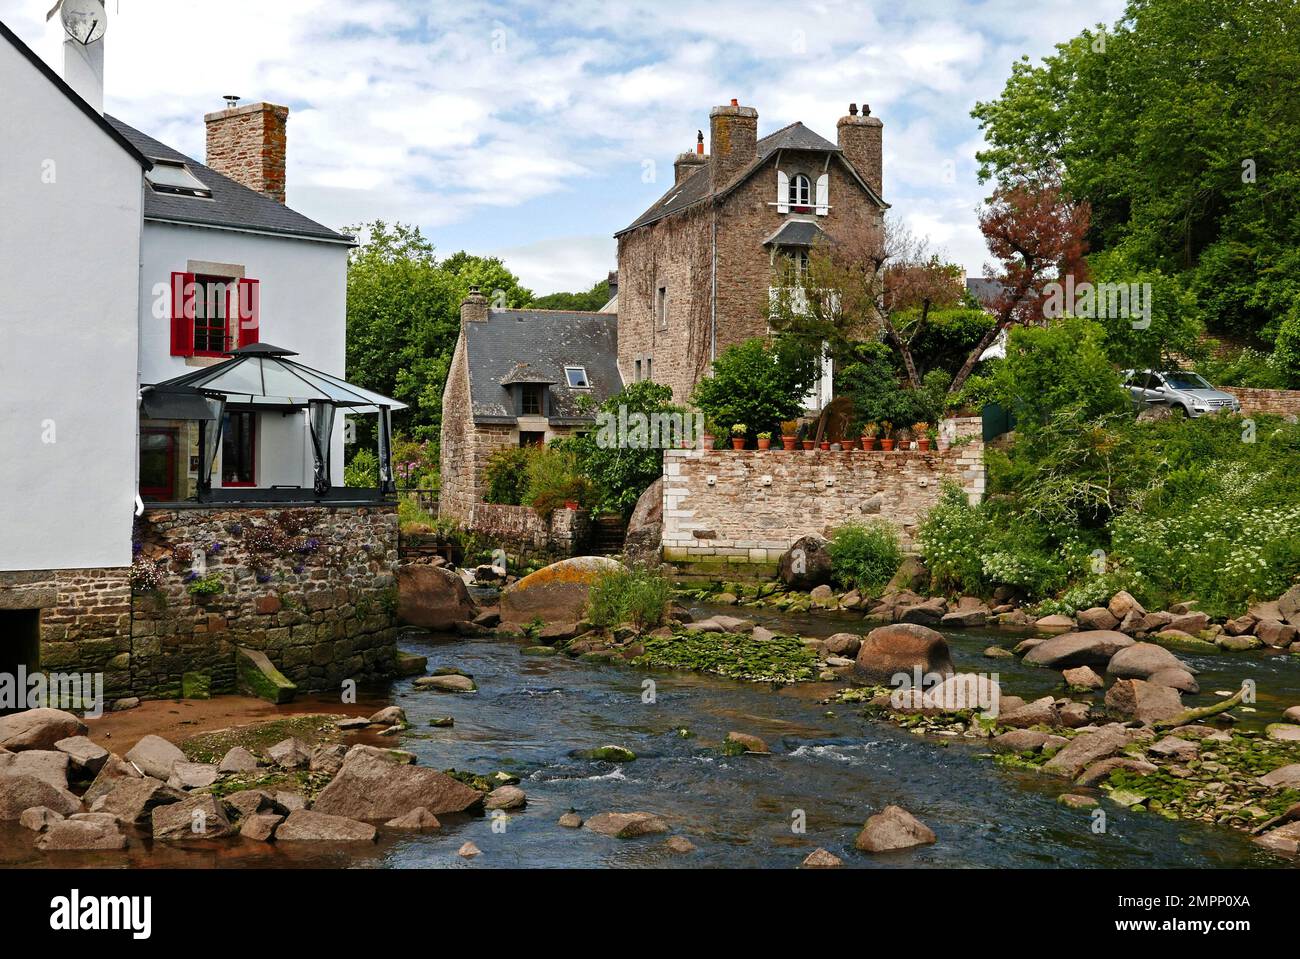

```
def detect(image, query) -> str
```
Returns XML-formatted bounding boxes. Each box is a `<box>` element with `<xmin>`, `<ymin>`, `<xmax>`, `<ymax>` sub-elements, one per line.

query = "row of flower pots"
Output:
<box><xmin>699</xmin><ymin>434</ymin><xmax>933</xmax><ymax>452</ymax></box>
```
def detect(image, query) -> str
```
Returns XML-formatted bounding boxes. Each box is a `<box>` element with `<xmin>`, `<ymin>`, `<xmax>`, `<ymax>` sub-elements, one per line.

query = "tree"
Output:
<box><xmin>947</xmin><ymin>176</ymin><xmax>1091</xmax><ymax>397</ymax></box>
<box><xmin>531</xmin><ymin>278</ymin><xmax>613</xmax><ymax>312</ymax></box>
<box><xmin>690</xmin><ymin>337</ymin><xmax>819</xmax><ymax>440</ymax></box>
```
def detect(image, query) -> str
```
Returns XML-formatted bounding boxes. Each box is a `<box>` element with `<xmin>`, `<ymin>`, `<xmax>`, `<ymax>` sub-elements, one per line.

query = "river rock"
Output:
<box><xmin>1254</xmin><ymin>822</ymin><xmax>1300</xmax><ymax>854</ymax></box>
<box><xmin>19</xmin><ymin>805</ymin><xmax>65</xmax><ymax>832</ymax></box>
<box><xmin>854</xmin><ymin>805</ymin><xmax>936</xmax><ymax>853</ymax></box>
<box><xmin>897</xmin><ymin>599</ymin><xmax>946</xmax><ymax>626</ymax></box>
<box><xmin>309</xmin><ymin>743</ymin><xmax>348</xmax><ymax>776</ymax></box>
<box><xmin>1063</xmin><ymin>666</ymin><xmax>1104</xmax><ymax>691</ymax></box>
<box><xmin>223</xmin><ymin>789</ymin><xmax>280</xmax><ymax>819</ymax></box>
<box><xmin>1260</xmin><ymin>764</ymin><xmax>1300</xmax><ymax>788</ymax></box>
<box><xmin>458</xmin><ymin>841</ymin><xmax>481</xmax><ymax>858</ymax></box>
<box><xmin>124</xmin><ymin>734</ymin><xmax>186</xmax><ymax>780</ymax></box>
<box><xmin>397</xmin><ymin>564</ymin><xmax>476</xmax><ymax>630</ymax></box>
<box><xmin>214</xmin><ymin>746</ymin><xmax>257</xmax><ymax>775</ymax></box>
<box><xmin>81</xmin><ymin>753</ymin><xmax>143</xmax><ymax>806</ymax></box>
<box><xmin>1108</xmin><ymin>591</ymin><xmax>1145</xmax><ymax>621</ymax></box>
<box><xmin>167</xmin><ymin>762</ymin><xmax>219</xmax><ymax>791</ymax></box>
<box><xmin>1152</xmin><ymin>629</ymin><xmax>1217</xmax><ymax>653</ymax></box>
<box><xmin>622</xmin><ymin>478</ymin><xmax>664</xmax><ymax>567</ymax></box>
<box><xmin>1077</xmin><ymin>606</ymin><xmax>1120</xmax><ymax>631</ymax></box>
<box><xmin>990</xmin><ymin>730</ymin><xmax>1054</xmax><ymax>753</ymax></box>
<box><xmin>726</xmin><ymin>732</ymin><xmax>770</xmax><ymax>754</ymax></box>
<box><xmin>151</xmin><ymin>794</ymin><xmax>236</xmax><ymax>841</ymax></box>
<box><xmin>558</xmin><ymin>812</ymin><xmax>583</xmax><ymax>828</ymax></box>
<box><xmin>1107</xmin><ymin>643</ymin><xmax>1195</xmax><ymax>681</ymax></box>
<box><xmin>1277</xmin><ymin>585</ymin><xmax>1300</xmax><ymax>627</ymax></box>
<box><xmin>37</xmin><ymin>818</ymin><xmax>127</xmax><ymax>851</ymax></box>
<box><xmin>1075</xmin><ymin>757</ymin><xmax>1158</xmax><ymax>786</ymax></box>
<box><xmin>1168</xmin><ymin>612</ymin><xmax>1210</xmax><ymax>634</ymax></box>
<box><xmin>997</xmin><ymin>696</ymin><xmax>1058</xmax><ymax>728</ymax></box>
<box><xmin>1146</xmin><ymin>668</ymin><xmax>1199</xmax><ymax>694</ymax></box>
<box><xmin>800</xmin><ymin>847</ymin><xmax>844</xmax><ymax>868</ymax></box>
<box><xmin>485</xmin><ymin>785</ymin><xmax>527</xmax><ymax>810</ymax></box>
<box><xmin>385</xmin><ymin>807</ymin><xmax>441</xmax><ymax>830</ymax></box>
<box><xmin>664</xmin><ymin>836</ymin><xmax>697</xmax><ymax>854</ymax></box>
<box><xmin>0</xmin><ymin>708</ymin><xmax>87</xmax><ymax>752</ymax></box>
<box><xmin>239</xmin><ymin>813</ymin><xmax>283</xmax><ymax>841</ymax></box>
<box><xmin>312</xmin><ymin>747</ymin><xmax>484</xmax><ymax>819</ymax></box>
<box><xmin>1285</xmin><ymin>706</ymin><xmax>1300</xmax><ymax>723</ymax></box>
<box><xmin>368</xmin><ymin>706</ymin><xmax>407</xmax><ymax>728</ymax></box>
<box><xmin>1058</xmin><ymin>794</ymin><xmax>1100</xmax><ymax>809</ymax></box>
<box><xmin>584</xmin><ymin>811</ymin><xmax>670</xmax><ymax>838</ymax></box>
<box><xmin>414</xmin><ymin>674</ymin><xmax>477</xmax><ymax>693</ymax></box>
<box><xmin>777</xmin><ymin>535</ymin><xmax>833</xmax><ymax>590</ymax></box>
<box><xmin>923</xmin><ymin>673</ymin><xmax>1001</xmax><ymax>714</ymax></box>
<box><xmin>824</xmin><ymin>633</ymin><xmax>862</xmax><ymax>656</ymax></box>
<box><xmin>277</xmin><ymin>809</ymin><xmax>377</xmax><ymax>842</ymax></box>
<box><xmin>1058</xmin><ymin>702</ymin><xmax>1093</xmax><ymax>728</ymax></box>
<box><xmin>0</xmin><ymin>750</ymin><xmax>69</xmax><ymax>789</ymax></box>
<box><xmin>499</xmin><ymin>556</ymin><xmax>625</xmax><ymax>626</ymax></box>
<box><xmin>854</xmin><ymin>624</ymin><xmax>954</xmax><ymax>683</ymax></box>
<box><xmin>53</xmin><ymin>736</ymin><xmax>108</xmax><ymax>774</ymax></box>
<box><xmin>1034</xmin><ymin>614</ymin><xmax>1076</xmax><ymax>633</ymax></box>
<box><xmin>90</xmin><ymin>777</ymin><xmax>188</xmax><ymax>825</ymax></box>
<box><xmin>1041</xmin><ymin>727</ymin><xmax>1129</xmax><ymax>778</ymax></box>
<box><xmin>266</xmin><ymin>737</ymin><xmax>312</xmax><ymax>770</ymax></box>
<box><xmin>1105</xmin><ymin>678</ymin><xmax>1183</xmax><ymax>723</ymax></box>
<box><xmin>1267</xmin><ymin>724</ymin><xmax>1300</xmax><ymax>742</ymax></box>
<box><xmin>1148</xmin><ymin>736</ymin><xmax>1199</xmax><ymax>761</ymax></box>
<box><xmin>1256</xmin><ymin>620</ymin><xmax>1298</xmax><ymax>647</ymax></box>
<box><xmin>1024</xmin><ymin>631</ymin><xmax>1134</xmax><ymax>668</ymax></box>
<box><xmin>0</xmin><ymin>772</ymin><xmax>80</xmax><ymax>819</ymax></box>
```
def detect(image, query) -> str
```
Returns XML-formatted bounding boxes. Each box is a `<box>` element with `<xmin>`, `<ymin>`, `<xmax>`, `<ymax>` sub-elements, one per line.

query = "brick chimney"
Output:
<box><xmin>837</xmin><ymin>102</ymin><xmax>883</xmax><ymax>197</ymax></box>
<box><xmin>460</xmin><ymin>286</ymin><xmax>489</xmax><ymax>326</ymax></box>
<box><xmin>204</xmin><ymin>100</ymin><xmax>290</xmax><ymax>204</ymax></box>
<box><xmin>674</xmin><ymin>130</ymin><xmax>708</xmax><ymax>183</ymax></box>
<box><xmin>708</xmin><ymin>99</ymin><xmax>758</xmax><ymax>192</ymax></box>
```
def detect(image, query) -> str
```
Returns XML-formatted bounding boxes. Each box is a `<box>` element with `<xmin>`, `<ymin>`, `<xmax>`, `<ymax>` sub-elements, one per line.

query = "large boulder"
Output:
<box><xmin>1105</xmin><ymin>678</ymin><xmax>1184</xmax><ymax>723</ymax></box>
<box><xmin>276</xmin><ymin>809</ymin><xmax>377</xmax><ymax>842</ymax></box>
<box><xmin>397</xmin><ymin>564</ymin><xmax>476</xmax><ymax>630</ymax></box>
<box><xmin>583</xmin><ymin>811</ymin><xmax>670</xmax><ymax>838</ymax></box>
<box><xmin>1023</xmin><ymin>631</ymin><xmax>1134</xmax><ymax>669</ymax></box>
<box><xmin>0</xmin><ymin>750</ymin><xmax>70</xmax><ymax>790</ymax></box>
<box><xmin>0</xmin><ymin>708</ymin><xmax>86</xmax><ymax>751</ymax></box>
<box><xmin>37</xmin><ymin>818</ymin><xmax>127</xmax><ymax>851</ymax></box>
<box><xmin>54</xmin><ymin>736</ymin><xmax>109</xmax><ymax>775</ymax></box>
<box><xmin>151</xmin><ymin>794</ymin><xmax>236</xmax><ymax>841</ymax></box>
<box><xmin>854</xmin><ymin>805</ymin><xmax>936</xmax><ymax>853</ymax></box>
<box><xmin>90</xmin><ymin>776</ymin><xmax>186</xmax><ymax>825</ymax></box>
<box><xmin>124</xmin><ymin>734</ymin><xmax>186</xmax><ymax>780</ymax></box>
<box><xmin>82</xmin><ymin>753</ymin><xmax>144</xmax><ymax>807</ymax></box>
<box><xmin>855</xmin><ymin>624</ymin><xmax>954</xmax><ymax>683</ymax></box>
<box><xmin>1276</xmin><ymin>585</ymin><xmax>1300</xmax><ymax>628</ymax></box>
<box><xmin>0</xmin><ymin>773</ymin><xmax>81</xmax><ymax>818</ymax></box>
<box><xmin>312</xmin><ymin>747</ymin><xmax>484</xmax><ymax>820</ymax></box>
<box><xmin>499</xmin><ymin>556</ymin><xmax>624</xmax><ymax>626</ymax></box>
<box><xmin>1041</xmin><ymin>727</ymin><xmax>1130</xmax><ymax>778</ymax></box>
<box><xmin>1077</xmin><ymin>606</ymin><xmax>1120</xmax><ymax>631</ymax></box>
<box><xmin>622</xmin><ymin>478</ymin><xmax>664</xmax><ymax>567</ymax></box>
<box><xmin>777</xmin><ymin>535</ymin><xmax>834</xmax><ymax>590</ymax></box>
<box><xmin>884</xmin><ymin>555</ymin><xmax>930</xmax><ymax>595</ymax></box>
<box><xmin>1107</xmin><ymin>643</ymin><xmax>1195</xmax><ymax>680</ymax></box>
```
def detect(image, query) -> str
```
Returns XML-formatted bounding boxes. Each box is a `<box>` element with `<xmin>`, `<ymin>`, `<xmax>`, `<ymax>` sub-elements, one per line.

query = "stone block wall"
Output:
<box><xmin>463</xmin><ymin>503</ymin><xmax>592</xmax><ymax>566</ymax></box>
<box><xmin>130</xmin><ymin>505</ymin><xmax>399</xmax><ymax>697</ymax></box>
<box><xmin>661</xmin><ymin>433</ymin><xmax>984</xmax><ymax>574</ymax></box>
<box><xmin>1221</xmin><ymin>386</ymin><xmax>1300</xmax><ymax>418</ymax></box>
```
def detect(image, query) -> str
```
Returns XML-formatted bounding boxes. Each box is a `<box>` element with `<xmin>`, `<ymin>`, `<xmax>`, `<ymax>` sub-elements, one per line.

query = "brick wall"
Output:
<box><xmin>204</xmin><ymin>102</ymin><xmax>289</xmax><ymax>204</ymax></box>
<box><xmin>661</xmin><ymin>428</ymin><xmax>984</xmax><ymax>573</ymax></box>
<box><xmin>1221</xmin><ymin>386</ymin><xmax>1300</xmax><ymax>418</ymax></box>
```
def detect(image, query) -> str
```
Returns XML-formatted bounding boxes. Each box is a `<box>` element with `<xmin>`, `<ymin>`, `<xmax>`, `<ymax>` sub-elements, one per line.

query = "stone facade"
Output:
<box><xmin>1221</xmin><ymin>386</ymin><xmax>1300</xmax><ymax>418</ymax></box>
<box><xmin>203</xmin><ymin>101</ymin><xmax>290</xmax><ymax>204</ymax></box>
<box><xmin>463</xmin><ymin>504</ymin><xmax>592</xmax><ymax>566</ymax></box>
<box><xmin>616</xmin><ymin>100</ymin><xmax>887</xmax><ymax>404</ymax></box>
<box><xmin>0</xmin><ymin>504</ymin><xmax>398</xmax><ymax>703</ymax></box>
<box><xmin>660</xmin><ymin>427</ymin><xmax>984</xmax><ymax>575</ymax></box>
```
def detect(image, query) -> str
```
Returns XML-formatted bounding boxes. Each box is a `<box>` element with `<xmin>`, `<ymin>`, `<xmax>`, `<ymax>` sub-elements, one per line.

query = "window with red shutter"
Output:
<box><xmin>170</xmin><ymin>272</ymin><xmax>196</xmax><ymax>356</ymax></box>
<box><xmin>236</xmin><ymin>278</ymin><xmax>260</xmax><ymax>346</ymax></box>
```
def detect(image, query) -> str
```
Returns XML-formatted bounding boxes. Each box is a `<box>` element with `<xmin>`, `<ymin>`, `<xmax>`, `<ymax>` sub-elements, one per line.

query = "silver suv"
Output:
<box><xmin>1123</xmin><ymin>369</ymin><xmax>1241</xmax><ymax>418</ymax></box>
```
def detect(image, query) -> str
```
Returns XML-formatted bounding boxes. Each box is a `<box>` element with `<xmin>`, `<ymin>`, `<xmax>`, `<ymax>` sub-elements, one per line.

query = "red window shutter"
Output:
<box><xmin>237</xmin><ymin>278</ymin><xmax>260</xmax><ymax>346</ymax></box>
<box><xmin>170</xmin><ymin>272</ymin><xmax>195</xmax><ymax>356</ymax></box>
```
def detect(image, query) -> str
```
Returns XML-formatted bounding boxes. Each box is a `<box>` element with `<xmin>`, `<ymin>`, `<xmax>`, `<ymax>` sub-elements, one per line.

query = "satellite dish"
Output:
<box><xmin>49</xmin><ymin>0</ymin><xmax>107</xmax><ymax>46</ymax></box>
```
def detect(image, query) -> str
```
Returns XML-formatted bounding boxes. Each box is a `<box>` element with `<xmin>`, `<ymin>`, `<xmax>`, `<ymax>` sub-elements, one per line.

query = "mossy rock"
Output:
<box><xmin>521</xmin><ymin>646</ymin><xmax>557</xmax><ymax>656</ymax></box>
<box><xmin>1151</xmin><ymin>631</ymin><xmax>1219</xmax><ymax>654</ymax></box>
<box><xmin>395</xmin><ymin>650</ymin><xmax>428</xmax><ymax>676</ymax></box>
<box><xmin>576</xmin><ymin>745</ymin><xmax>636</xmax><ymax>762</ymax></box>
<box><xmin>428</xmin><ymin>716</ymin><xmax>455</xmax><ymax>728</ymax></box>
<box><xmin>181</xmin><ymin>671</ymin><xmax>212</xmax><ymax>700</ymax></box>
<box><xmin>236</xmin><ymin>646</ymin><xmax>297</xmax><ymax>704</ymax></box>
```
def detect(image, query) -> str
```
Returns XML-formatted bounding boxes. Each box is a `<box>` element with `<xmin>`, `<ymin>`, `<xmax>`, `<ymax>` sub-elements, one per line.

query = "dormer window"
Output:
<box><xmin>521</xmin><ymin>384</ymin><xmax>544</xmax><ymax>416</ymax></box>
<box><xmin>789</xmin><ymin>173</ymin><xmax>811</xmax><ymax>207</ymax></box>
<box><xmin>146</xmin><ymin>158</ymin><xmax>213</xmax><ymax>199</ymax></box>
<box><xmin>565</xmin><ymin>366</ymin><xmax>590</xmax><ymax>388</ymax></box>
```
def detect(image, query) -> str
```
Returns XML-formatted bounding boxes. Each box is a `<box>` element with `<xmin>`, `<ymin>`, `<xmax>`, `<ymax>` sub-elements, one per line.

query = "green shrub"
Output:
<box><xmin>522</xmin><ymin>444</ymin><xmax>591</xmax><ymax>520</ymax></box>
<box><xmin>586</xmin><ymin>566</ymin><xmax>673</xmax><ymax>630</ymax></box>
<box><xmin>483</xmin><ymin>446</ymin><xmax>532</xmax><ymax>505</ymax></box>
<box><xmin>692</xmin><ymin>336</ymin><xmax>819</xmax><ymax>440</ymax></box>
<box><xmin>826</xmin><ymin>521</ymin><xmax>903</xmax><ymax>593</ymax></box>
<box><xmin>917</xmin><ymin>484</ymin><xmax>989</xmax><ymax>595</ymax></box>
<box><xmin>344</xmin><ymin>448</ymin><xmax>380</xmax><ymax>488</ymax></box>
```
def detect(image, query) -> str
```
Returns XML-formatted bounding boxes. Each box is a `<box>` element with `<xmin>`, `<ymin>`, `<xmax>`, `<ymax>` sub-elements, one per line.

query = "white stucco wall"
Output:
<box><xmin>137</xmin><ymin>222</ymin><xmax>351</xmax><ymax>486</ymax></box>
<box><xmin>0</xmin><ymin>37</ymin><xmax>143</xmax><ymax>572</ymax></box>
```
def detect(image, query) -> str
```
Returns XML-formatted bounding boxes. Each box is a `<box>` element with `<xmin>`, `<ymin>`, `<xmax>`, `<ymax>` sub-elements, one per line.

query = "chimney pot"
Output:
<box><xmin>730</xmin><ymin>98</ymin><xmax>739</xmax><ymax>106</ymax></box>
<box><xmin>708</xmin><ymin>100</ymin><xmax>758</xmax><ymax>192</ymax></box>
<box><xmin>460</xmin><ymin>287</ymin><xmax>489</xmax><ymax>325</ymax></box>
<box><xmin>849</xmin><ymin>102</ymin><xmax>858</xmax><ymax>116</ymax></box>
<box><xmin>205</xmin><ymin>101</ymin><xmax>290</xmax><ymax>204</ymax></box>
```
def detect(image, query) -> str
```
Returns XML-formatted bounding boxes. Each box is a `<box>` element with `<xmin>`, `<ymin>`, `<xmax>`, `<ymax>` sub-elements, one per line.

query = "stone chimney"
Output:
<box><xmin>674</xmin><ymin>130</ymin><xmax>708</xmax><ymax>183</ymax></box>
<box><xmin>204</xmin><ymin>100</ymin><xmax>290</xmax><ymax>204</ymax></box>
<box><xmin>460</xmin><ymin>286</ymin><xmax>489</xmax><ymax>326</ymax></box>
<box><xmin>837</xmin><ymin>102</ymin><xmax>883</xmax><ymax>197</ymax></box>
<box><xmin>709</xmin><ymin>99</ymin><xmax>758</xmax><ymax>192</ymax></box>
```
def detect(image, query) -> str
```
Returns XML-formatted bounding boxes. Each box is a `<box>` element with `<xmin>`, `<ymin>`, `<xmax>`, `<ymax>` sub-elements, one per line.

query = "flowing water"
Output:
<box><xmin>3</xmin><ymin>603</ymin><xmax>1297</xmax><ymax>869</ymax></box>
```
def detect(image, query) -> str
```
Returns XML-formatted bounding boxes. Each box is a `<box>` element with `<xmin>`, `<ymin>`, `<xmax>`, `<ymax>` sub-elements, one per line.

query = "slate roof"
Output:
<box><xmin>465</xmin><ymin>310</ymin><xmax>622</xmax><ymax>425</ymax></box>
<box><xmin>966</xmin><ymin>277</ymin><xmax>1007</xmax><ymax>308</ymax></box>
<box><xmin>616</xmin><ymin>120</ymin><xmax>882</xmax><ymax>236</ymax></box>
<box><xmin>762</xmin><ymin>218</ymin><xmax>827</xmax><ymax>247</ymax></box>
<box><xmin>105</xmin><ymin>116</ymin><xmax>352</xmax><ymax>244</ymax></box>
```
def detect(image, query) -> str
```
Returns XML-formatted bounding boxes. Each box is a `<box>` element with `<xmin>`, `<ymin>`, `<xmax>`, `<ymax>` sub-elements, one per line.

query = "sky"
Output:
<box><xmin>3</xmin><ymin>0</ymin><xmax>1125</xmax><ymax>295</ymax></box>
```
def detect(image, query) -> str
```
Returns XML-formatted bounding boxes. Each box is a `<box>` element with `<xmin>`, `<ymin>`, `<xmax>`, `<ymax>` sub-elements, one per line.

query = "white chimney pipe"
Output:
<box><xmin>63</xmin><ymin>36</ymin><xmax>104</xmax><ymax>113</ymax></box>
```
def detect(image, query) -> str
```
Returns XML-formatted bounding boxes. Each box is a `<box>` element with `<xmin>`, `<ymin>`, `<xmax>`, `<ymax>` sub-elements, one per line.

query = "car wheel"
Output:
<box><xmin>1169</xmin><ymin>404</ymin><xmax>1187</xmax><ymax>418</ymax></box>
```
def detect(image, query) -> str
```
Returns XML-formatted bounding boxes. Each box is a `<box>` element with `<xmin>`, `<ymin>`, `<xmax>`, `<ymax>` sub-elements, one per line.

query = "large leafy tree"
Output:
<box><xmin>972</xmin><ymin>0</ymin><xmax>1300</xmax><ymax>342</ymax></box>
<box><xmin>690</xmin><ymin>337</ymin><xmax>819</xmax><ymax>440</ymax></box>
<box><xmin>531</xmin><ymin>278</ymin><xmax>613</xmax><ymax>312</ymax></box>
<box><xmin>344</xmin><ymin>221</ymin><xmax>532</xmax><ymax>451</ymax></box>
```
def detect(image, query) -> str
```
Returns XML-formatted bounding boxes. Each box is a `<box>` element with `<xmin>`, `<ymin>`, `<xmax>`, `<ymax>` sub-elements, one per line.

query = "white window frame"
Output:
<box><xmin>790</xmin><ymin>173</ymin><xmax>811</xmax><ymax>207</ymax></box>
<box><xmin>564</xmin><ymin>366</ymin><xmax>590</xmax><ymax>389</ymax></box>
<box><xmin>655</xmin><ymin>285</ymin><xmax>668</xmax><ymax>330</ymax></box>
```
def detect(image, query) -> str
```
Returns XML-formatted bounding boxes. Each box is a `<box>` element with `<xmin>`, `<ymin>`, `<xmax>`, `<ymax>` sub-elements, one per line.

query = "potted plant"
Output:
<box><xmin>927</xmin><ymin>424</ymin><xmax>941</xmax><ymax>450</ymax></box>
<box><xmin>861</xmin><ymin>421</ymin><xmax>878</xmax><ymax>450</ymax></box>
<box><xmin>913</xmin><ymin>421</ymin><xmax>931</xmax><ymax>451</ymax></box>
<box><xmin>780</xmin><ymin>420</ymin><xmax>799</xmax><ymax>451</ymax></box>
<box><xmin>730</xmin><ymin>423</ymin><xmax>748</xmax><ymax>450</ymax></box>
<box><xmin>756</xmin><ymin>430</ymin><xmax>772</xmax><ymax>451</ymax></box>
<box><xmin>700</xmin><ymin>416</ymin><xmax>717</xmax><ymax>450</ymax></box>
<box><xmin>880</xmin><ymin>420</ymin><xmax>895</xmax><ymax>452</ymax></box>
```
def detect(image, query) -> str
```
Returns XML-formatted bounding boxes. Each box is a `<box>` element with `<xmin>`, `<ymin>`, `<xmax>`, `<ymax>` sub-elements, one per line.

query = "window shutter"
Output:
<box><xmin>776</xmin><ymin>170</ymin><xmax>789</xmax><ymax>213</ymax></box>
<box><xmin>815</xmin><ymin>173</ymin><xmax>829</xmax><ymax>215</ymax></box>
<box><xmin>237</xmin><ymin>278</ymin><xmax>260</xmax><ymax>346</ymax></box>
<box><xmin>170</xmin><ymin>272</ymin><xmax>195</xmax><ymax>356</ymax></box>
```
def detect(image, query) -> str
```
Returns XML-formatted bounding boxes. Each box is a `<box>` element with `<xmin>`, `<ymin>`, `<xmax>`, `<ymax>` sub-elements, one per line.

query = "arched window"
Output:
<box><xmin>789</xmin><ymin>173</ymin><xmax>811</xmax><ymax>207</ymax></box>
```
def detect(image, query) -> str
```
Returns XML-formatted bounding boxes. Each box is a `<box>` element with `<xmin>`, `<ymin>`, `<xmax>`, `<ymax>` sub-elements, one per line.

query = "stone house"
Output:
<box><xmin>615</xmin><ymin>99</ymin><xmax>889</xmax><ymax>405</ymax></box>
<box><xmin>0</xmin><ymin>12</ymin><xmax>402</xmax><ymax>701</ymax></box>
<box><xmin>438</xmin><ymin>292</ymin><xmax>623</xmax><ymax>521</ymax></box>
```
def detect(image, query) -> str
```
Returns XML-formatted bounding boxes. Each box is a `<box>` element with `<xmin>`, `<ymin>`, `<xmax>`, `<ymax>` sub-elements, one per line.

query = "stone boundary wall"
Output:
<box><xmin>0</xmin><ymin>504</ymin><xmax>399</xmax><ymax>703</ymax></box>
<box><xmin>463</xmin><ymin>503</ymin><xmax>592</xmax><ymax>565</ymax></box>
<box><xmin>661</xmin><ymin>431</ymin><xmax>984</xmax><ymax>574</ymax></box>
<box><xmin>1221</xmin><ymin>386</ymin><xmax>1300</xmax><ymax>418</ymax></box>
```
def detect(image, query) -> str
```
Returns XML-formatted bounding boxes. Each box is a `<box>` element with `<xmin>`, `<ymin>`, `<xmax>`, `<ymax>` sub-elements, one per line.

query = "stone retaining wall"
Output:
<box><xmin>1221</xmin><ymin>386</ymin><xmax>1300</xmax><ymax>418</ymax></box>
<box><xmin>463</xmin><ymin>503</ymin><xmax>592</xmax><ymax>566</ymax></box>
<box><xmin>661</xmin><ymin>428</ymin><xmax>984</xmax><ymax>575</ymax></box>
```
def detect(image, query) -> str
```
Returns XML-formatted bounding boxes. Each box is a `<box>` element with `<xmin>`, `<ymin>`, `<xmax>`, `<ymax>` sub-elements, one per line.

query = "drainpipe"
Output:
<box><xmin>710</xmin><ymin>206</ymin><xmax>718</xmax><ymax>365</ymax></box>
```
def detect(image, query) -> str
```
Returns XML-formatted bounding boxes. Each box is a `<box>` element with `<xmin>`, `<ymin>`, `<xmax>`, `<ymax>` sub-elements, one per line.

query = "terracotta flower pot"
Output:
<box><xmin>757</xmin><ymin>438</ymin><xmax>771</xmax><ymax>450</ymax></box>
<box><xmin>802</xmin><ymin>440</ymin><xmax>815</xmax><ymax>450</ymax></box>
<box><xmin>782</xmin><ymin>435</ymin><xmax>797</xmax><ymax>451</ymax></box>
<box><xmin>701</xmin><ymin>434</ymin><xmax>715</xmax><ymax>449</ymax></box>
<box><xmin>881</xmin><ymin>439</ymin><xmax>896</xmax><ymax>451</ymax></box>
<box><xmin>861</xmin><ymin>436</ymin><xmax>877</xmax><ymax>450</ymax></box>
<box><xmin>731</xmin><ymin>437</ymin><xmax>746</xmax><ymax>450</ymax></box>
<box><xmin>918</xmin><ymin>438</ymin><xmax>931</xmax><ymax>451</ymax></box>
<box><xmin>819</xmin><ymin>441</ymin><xmax>830</xmax><ymax>451</ymax></box>
<box><xmin>564</xmin><ymin>500</ymin><xmax>580</xmax><ymax>510</ymax></box>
